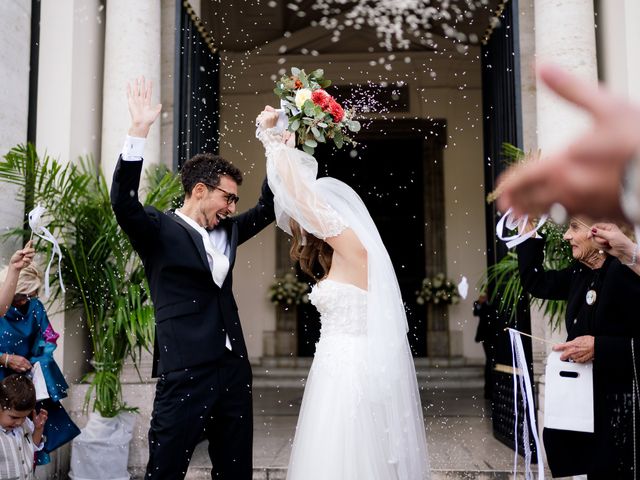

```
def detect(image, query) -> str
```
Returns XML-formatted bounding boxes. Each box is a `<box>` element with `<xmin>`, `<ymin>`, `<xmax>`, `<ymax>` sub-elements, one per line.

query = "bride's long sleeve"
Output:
<box><xmin>257</xmin><ymin>126</ymin><xmax>348</xmax><ymax>239</ymax></box>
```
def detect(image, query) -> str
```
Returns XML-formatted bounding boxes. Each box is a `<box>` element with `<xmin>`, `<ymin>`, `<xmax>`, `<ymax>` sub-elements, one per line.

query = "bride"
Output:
<box><xmin>256</xmin><ymin>106</ymin><xmax>430</xmax><ymax>479</ymax></box>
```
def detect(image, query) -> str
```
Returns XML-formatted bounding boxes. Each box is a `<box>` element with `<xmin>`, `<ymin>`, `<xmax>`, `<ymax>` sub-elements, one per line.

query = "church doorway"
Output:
<box><xmin>292</xmin><ymin>119</ymin><xmax>447</xmax><ymax>357</ymax></box>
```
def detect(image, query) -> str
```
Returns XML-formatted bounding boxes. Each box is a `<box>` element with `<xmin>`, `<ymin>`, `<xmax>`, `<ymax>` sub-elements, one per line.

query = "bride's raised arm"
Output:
<box><xmin>256</xmin><ymin>107</ymin><xmax>366</xmax><ymax>260</ymax></box>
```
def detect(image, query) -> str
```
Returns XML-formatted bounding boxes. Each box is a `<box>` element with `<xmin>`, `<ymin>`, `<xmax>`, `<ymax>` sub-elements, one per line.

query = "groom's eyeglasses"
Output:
<box><xmin>211</xmin><ymin>185</ymin><xmax>240</xmax><ymax>205</ymax></box>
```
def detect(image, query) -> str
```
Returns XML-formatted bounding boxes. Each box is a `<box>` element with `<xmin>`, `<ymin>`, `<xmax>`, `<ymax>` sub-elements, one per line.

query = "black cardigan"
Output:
<box><xmin>517</xmin><ymin>237</ymin><xmax>640</xmax><ymax>477</ymax></box>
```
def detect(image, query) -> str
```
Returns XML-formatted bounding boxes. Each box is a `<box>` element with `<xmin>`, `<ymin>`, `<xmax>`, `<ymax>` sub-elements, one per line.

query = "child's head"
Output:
<box><xmin>0</xmin><ymin>375</ymin><xmax>36</xmax><ymax>431</ymax></box>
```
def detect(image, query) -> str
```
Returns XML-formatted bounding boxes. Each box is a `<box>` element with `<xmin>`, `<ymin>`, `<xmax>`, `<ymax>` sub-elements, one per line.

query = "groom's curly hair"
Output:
<box><xmin>180</xmin><ymin>153</ymin><xmax>243</xmax><ymax>196</ymax></box>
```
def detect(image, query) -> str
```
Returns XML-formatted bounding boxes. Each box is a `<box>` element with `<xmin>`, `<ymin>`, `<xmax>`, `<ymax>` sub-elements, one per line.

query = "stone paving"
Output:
<box><xmin>182</xmin><ymin>386</ymin><xmax>541</xmax><ymax>479</ymax></box>
<box><xmin>63</xmin><ymin>369</ymin><xmax>551</xmax><ymax>479</ymax></box>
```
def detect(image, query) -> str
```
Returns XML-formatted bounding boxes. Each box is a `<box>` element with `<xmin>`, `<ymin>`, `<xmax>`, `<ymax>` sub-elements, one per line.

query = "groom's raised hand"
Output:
<box><xmin>127</xmin><ymin>76</ymin><xmax>162</xmax><ymax>138</ymax></box>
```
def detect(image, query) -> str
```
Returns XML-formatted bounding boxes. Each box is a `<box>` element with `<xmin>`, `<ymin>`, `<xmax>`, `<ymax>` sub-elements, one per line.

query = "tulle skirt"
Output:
<box><xmin>287</xmin><ymin>333</ymin><xmax>404</xmax><ymax>480</ymax></box>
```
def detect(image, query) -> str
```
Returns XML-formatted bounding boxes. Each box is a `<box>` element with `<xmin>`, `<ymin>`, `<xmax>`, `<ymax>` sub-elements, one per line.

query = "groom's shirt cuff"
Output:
<box><xmin>121</xmin><ymin>135</ymin><xmax>146</xmax><ymax>161</ymax></box>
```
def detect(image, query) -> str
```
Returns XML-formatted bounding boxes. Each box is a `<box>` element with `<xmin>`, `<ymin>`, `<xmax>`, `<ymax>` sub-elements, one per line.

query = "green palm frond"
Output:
<box><xmin>0</xmin><ymin>143</ymin><xmax>182</xmax><ymax>417</ymax></box>
<box><xmin>481</xmin><ymin>143</ymin><xmax>572</xmax><ymax>330</ymax></box>
<box><xmin>481</xmin><ymin>214</ymin><xmax>572</xmax><ymax>330</ymax></box>
<box><xmin>501</xmin><ymin>143</ymin><xmax>526</xmax><ymax>165</ymax></box>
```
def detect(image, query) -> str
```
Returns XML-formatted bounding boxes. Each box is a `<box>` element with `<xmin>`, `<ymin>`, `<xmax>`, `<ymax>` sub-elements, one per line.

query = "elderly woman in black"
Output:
<box><xmin>517</xmin><ymin>217</ymin><xmax>640</xmax><ymax>479</ymax></box>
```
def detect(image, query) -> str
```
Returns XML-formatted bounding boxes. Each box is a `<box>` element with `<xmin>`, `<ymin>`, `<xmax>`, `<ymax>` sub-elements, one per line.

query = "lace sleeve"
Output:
<box><xmin>257</xmin><ymin>126</ymin><xmax>348</xmax><ymax>239</ymax></box>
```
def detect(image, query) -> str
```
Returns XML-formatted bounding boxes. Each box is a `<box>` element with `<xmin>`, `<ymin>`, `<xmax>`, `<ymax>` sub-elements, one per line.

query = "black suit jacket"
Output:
<box><xmin>111</xmin><ymin>157</ymin><xmax>274</xmax><ymax>376</ymax></box>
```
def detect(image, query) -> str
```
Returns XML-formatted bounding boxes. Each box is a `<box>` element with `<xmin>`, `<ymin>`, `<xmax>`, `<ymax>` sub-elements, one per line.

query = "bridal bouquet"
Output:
<box><xmin>273</xmin><ymin>67</ymin><xmax>361</xmax><ymax>156</ymax></box>
<box><xmin>416</xmin><ymin>273</ymin><xmax>460</xmax><ymax>306</ymax></box>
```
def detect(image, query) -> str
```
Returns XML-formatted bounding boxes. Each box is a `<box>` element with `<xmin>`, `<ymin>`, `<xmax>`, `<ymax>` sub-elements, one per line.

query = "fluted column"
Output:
<box><xmin>535</xmin><ymin>0</ymin><xmax>598</xmax><ymax>151</ymax></box>
<box><xmin>533</xmin><ymin>0</ymin><xmax>598</xmax><ymax>456</ymax></box>
<box><xmin>101</xmin><ymin>0</ymin><xmax>161</xmax><ymax>181</ymax></box>
<box><xmin>0</xmin><ymin>0</ymin><xmax>31</xmax><ymax>262</ymax></box>
<box><xmin>533</xmin><ymin>0</ymin><xmax>597</xmax><ymax>344</ymax></box>
<box><xmin>600</xmin><ymin>0</ymin><xmax>640</xmax><ymax>102</ymax></box>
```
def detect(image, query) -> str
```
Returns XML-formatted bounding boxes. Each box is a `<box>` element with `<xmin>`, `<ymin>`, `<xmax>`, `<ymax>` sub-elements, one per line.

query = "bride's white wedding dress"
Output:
<box><xmin>257</xmin><ymin>124</ymin><xmax>430</xmax><ymax>480</ymax></box>
<box><xmin>288</xmin><ymin>279</ymin><xmax>399</xmax><ymax>479</ymax></box>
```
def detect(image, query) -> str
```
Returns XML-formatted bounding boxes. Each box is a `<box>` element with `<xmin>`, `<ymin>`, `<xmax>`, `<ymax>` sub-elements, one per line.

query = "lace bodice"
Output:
<box><xmin>309</xmin><ymin>279</ymin><xmax>368</xmax><ymax>336</ymax></box>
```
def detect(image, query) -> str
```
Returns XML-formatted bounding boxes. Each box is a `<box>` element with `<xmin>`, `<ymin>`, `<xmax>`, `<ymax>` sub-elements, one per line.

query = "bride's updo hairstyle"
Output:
<box><xmin>289</xmin><ymin>219</ymin><xmax>333</xmax><ymax>281</ymax></box>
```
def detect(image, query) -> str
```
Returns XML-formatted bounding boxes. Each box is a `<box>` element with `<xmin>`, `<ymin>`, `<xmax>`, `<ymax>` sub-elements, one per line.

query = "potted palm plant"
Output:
<box><xmin>482</xmin><ymin>143</ymin><xmax>572</xmax><ymax>329</ymax></box>
<box><xmin>0</xmin><ymin>144</ymin><xmax>181</xmax><ymax>478</ymax></box>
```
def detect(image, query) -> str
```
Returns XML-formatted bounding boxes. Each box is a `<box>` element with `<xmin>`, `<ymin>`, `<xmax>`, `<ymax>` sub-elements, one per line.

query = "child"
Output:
<box><xmin>0</xmin><ymin>374</ymin><xmax>48</xmax><ymax>479</ymax></box>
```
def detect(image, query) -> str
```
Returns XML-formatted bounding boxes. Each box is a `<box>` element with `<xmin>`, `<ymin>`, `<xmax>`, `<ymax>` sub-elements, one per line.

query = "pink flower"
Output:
<box><xmin>312</xmin><ymin>89</ymin><xmax>332</xmax><ymax>109</ymax></box>
<box><xmin>328</xmin><ymin>99</ymin><xmax>345</xmax><ymax>123</ymax></box>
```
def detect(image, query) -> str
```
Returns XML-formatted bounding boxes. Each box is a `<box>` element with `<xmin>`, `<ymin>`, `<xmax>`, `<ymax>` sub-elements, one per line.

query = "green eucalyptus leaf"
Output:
<box><xmin>291</xmin><ymin>67</ymin><xmax>301</xmax><ymax>77</ymax></box>
<box><xmin>303</xmin><ymin>145</ymin><xmax>315</xmax><ymax>156</ymax></box>
<box><xmin>320</xmin><ymin>79</ymin><xmax>332</xmax><ymax>88</ymax></box>
<box><xmin>311</xmin><ymin>69</ymin><xmax>324</xmax><ymax>79</ymax></box>
<box><xmin>304</xmin><ymin>103</ymin><xmax>316</xmax><ymax>117</ymax></box>
<box><xmin>304</xmin><ymin>138</ymin><xmax>318</xmax><ymax>148</ymax></box>
<box><xmin>290</xmin><ymin>119</ymin><xmax>301</xmax><ymax>131</ymax></box>
<box><xmin>299</xmin><ymin>71</ymin><xmax>309</xmax><ymax>87</ymax></box>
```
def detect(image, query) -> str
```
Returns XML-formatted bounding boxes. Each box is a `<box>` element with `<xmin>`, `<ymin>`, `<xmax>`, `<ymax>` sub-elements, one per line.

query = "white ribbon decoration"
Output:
<box><xmin>28</xmin><ymin>204</ymin><xmax>65</xmax><ymax>297</ymax></box>
<box><xmin>457</xmin><ymin>276</ymin><xmax>469</xmax><ymax>300</ymax></box>
<box><xmin>509</xmin><ymin>329</ymin><xmax>544</xmax><ymax>480</ymax></box>
<box><xmin>496</xmin><ymin>207</ymin><xmax>548</xmax><ymax>249</ymax></box>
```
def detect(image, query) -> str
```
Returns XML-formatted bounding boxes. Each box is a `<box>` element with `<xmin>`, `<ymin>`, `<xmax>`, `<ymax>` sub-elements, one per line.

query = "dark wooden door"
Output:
<box><xmin>296</xmin><ymin>132</ymin><xmax>429</xmax><ymax>356</ymax></box>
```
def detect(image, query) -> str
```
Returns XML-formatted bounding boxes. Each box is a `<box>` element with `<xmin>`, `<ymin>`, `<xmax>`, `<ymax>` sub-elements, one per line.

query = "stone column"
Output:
<box><xmin>533</xmin><ymin>0</ymin><xmax>598</xmax><ymax>463</ymax></box>
<box><xmin>35</xmin><ymin>0</ymin><xmax>105</xmax><ymax>386</ymax></box>
<box><xmin>535</xmin><ymin>0</ymin><xmax>598</xmax><ymax>151</ymax></box>
<box><xmin>101</xmin><ymin>0</ymin><xmax>161</xmax><ymax>182</ymax></box>
<box><xmin>36</xmin><ymin>0</ymin><xmax>105</xmax><ymax>164</ymax></box>
<box><xmin>600</xmin><ymin>0</ymin><xmax>640</xmax><ymax>102</ymax></box>
<box><xmin>533</xmin><ymin>0</ymin><xmax>598</xmax><ymax>339</ymax></box>
<box><xmin>0</xmin><ymin>0</ymin><xmax>31</xmax><ymax>263</ymax></box>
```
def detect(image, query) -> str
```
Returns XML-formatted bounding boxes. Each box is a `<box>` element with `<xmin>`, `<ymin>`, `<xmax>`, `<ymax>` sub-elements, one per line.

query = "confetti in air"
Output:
<box><xmin>288</xmin><ymin>0</ymin><xmax>498</xmax><ymax>51</ymax></box>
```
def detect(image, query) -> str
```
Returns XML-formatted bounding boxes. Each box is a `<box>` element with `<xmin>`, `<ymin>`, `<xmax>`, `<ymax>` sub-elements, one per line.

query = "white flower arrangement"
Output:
<box><xmin>416</xmin><ymin>273</ymin><xmax>460</xmax><ymax>306</ymax></box>
<box><xmin>268</xmin><ymin>272</ymin><xmax>310</xmax><ymax>307</ymax></box>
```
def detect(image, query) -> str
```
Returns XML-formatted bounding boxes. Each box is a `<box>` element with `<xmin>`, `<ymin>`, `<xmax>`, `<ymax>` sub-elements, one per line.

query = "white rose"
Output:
<box><xmin>294</xmin><ymin>88</ymin><xmax>312</xmax><ymax>109</ymax></box>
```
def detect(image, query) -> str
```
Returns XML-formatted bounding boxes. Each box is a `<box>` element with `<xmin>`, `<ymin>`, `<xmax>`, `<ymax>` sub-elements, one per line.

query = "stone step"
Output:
<box><xmin>149</xmin><ymin>467</ymin><xmax>535</xmax><ymax>479</ymax></box>
<box><xmin>252</xmin><ymin>365</ymin><xmax>485</xmax><ymax>389</ymax></box>
<box><xmin>257</xmin><ymin>356</ymin><xmax>484</xmax><ymax>369</ymax></box>
<box><xmin>119</xmin><ymin>354</ymin><xmax>486</xmax><ymax>385</ymax></box>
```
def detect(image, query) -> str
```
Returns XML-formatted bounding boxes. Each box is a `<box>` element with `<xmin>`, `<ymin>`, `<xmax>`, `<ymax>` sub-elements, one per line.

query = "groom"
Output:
<box><xmin>111</xmin><ymin>77</ymin><xmax>274</xmax><ymax>479</ymax></box>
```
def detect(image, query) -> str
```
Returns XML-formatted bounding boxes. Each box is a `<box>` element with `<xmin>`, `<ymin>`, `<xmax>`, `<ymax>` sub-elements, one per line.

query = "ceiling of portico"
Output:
<box><xmin>200</xmin><ymin>0</ymin><xmax>507</xmax><ymax>54</ymax></box>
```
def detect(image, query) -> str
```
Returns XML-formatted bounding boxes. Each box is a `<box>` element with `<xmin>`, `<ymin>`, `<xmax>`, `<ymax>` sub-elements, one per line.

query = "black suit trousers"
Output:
<box><xmin>145</xmin><ymin>350</ymin><xmax>253</xmax><ymax>479</ymax></box>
